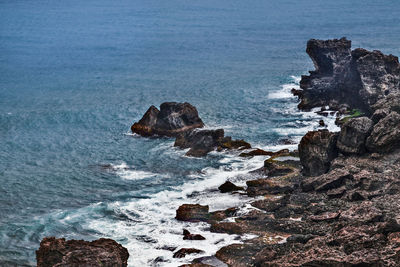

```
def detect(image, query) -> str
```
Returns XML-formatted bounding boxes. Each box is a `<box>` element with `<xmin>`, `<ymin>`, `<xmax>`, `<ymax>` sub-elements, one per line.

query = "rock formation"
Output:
<box><xmin>36</xmin><ymin>237</ymin><xmax>129</xmax><ymax>267</ymax></box>
<box><xmin>131</xmin><ymin>102</ymin><xmax>204</xmax><ymax>137</ymax></box>
<box><xmin>295</xmin><ymin>37</ymin><xmax>400</xmax><ymax>113</ymax></box>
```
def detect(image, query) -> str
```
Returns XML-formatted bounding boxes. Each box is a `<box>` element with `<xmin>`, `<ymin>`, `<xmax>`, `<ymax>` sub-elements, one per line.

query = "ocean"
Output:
<box><xmin>1</xmin><ymin>0</ymin><xmax>400</xmax><ymax>266</ymax></box>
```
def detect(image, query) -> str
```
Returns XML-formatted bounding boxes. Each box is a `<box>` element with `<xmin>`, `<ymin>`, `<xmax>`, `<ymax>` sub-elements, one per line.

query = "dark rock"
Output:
<box><xmin>131</xmin><ymin>102</ymin><xmax>204</xmax><ymax>137</ymax></box>
<box><xmin>183</xmin><ymin>229</ymin><xmax>206</xmax><ymax>240</ymax></box>
<box><xmin>336</xmin><ymin>117</ymin><xmax>373</xmax><ymax>154</ymax></box>
<box><xmin>210</xmin><ymin>222</ymin><xmax>243</xmax><ymax>235</ymax></box>
<box><xmin>173</xmin><ymin>248</ymin><xmax>204</xmax><ymax>258</ymax></box>
<box><xmin>295</xmin><ymin>38</ymin><xmax>400</xmax><ymax>113</ymax></box>
<box><xmin>175</xmin><ymin>129</ymin><xmax>225</xmax><ymax>157</ymax></box>
<box><xmin>246</xmin><ymin>179</ymin><xmax>294</xmax><ymax>197</ymax></box>
<box><xmin>239</xmin><ymin>148</ymin><xmax>272</xmax><ymax>157</ymax></box>
<box><xmin>36</xmin><ymin>237</ymin><xmax>129</xmax><ymax>267</ymax></box>
<box><xmin>301</xmin><ymin>169</ymin><xmax>352</xmax><ymax>192</ymax></box>
<box><xmin>371</xmin><ymin>108</ymin><xmax>390</xmax><ymax>123</ymax></box>
<box><xmin>218</xmin><ymin>181</ymin><xmax>244</xmax><ymax>193</ymax></box>
<box><xmin>319</xmin><ymin>119</ymin><xmax>325</xmax><ymax>127</ymax></box>
<box><xmin>366</xmin><ymin>112</ymin><xmax>400</xmax><ymax>153</ymax></box>
<box><xmin>298</xmin><ymin>129</ymin><xmax>339</xmax><ymax>176</ymax></box>
<box><xmin>309</xmin><ymin>212</ymin><xmax>340</xmax><ymax>222</ymax></box>
<box><xmin>219</xmin><ymin>139</ymin><xmax>251</xmax><ymax>150</ymax></box>
<box><xmin>287</xmin><ymin>234</ymin><xmax>315</xmax><ymax>244</ymax></box>
<box><xmin>176</xmin><ymin>204</ymin><xmax>209</xmax><ymax>222</ymax></box>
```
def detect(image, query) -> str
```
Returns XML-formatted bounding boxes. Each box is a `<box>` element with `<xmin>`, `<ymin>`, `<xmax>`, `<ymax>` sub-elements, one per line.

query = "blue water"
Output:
<box><xmin>1</xmin><ymin>0</ymin><xmax>400</xmax><ymax>266</ymax></box>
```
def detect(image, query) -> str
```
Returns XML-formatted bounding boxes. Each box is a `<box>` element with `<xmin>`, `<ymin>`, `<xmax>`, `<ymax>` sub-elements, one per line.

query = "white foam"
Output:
<box><xmin>109</xmin><ymin>162</ymin><xmax>158</xmax><ymax>180</ymax></box>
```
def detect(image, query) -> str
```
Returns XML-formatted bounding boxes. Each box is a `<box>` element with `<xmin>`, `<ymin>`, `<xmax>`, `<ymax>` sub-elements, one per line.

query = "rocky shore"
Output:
<box><xmin>36</xmin><ymin>38</ymin><xmax>400</xmax><ymax>266</ymax></box>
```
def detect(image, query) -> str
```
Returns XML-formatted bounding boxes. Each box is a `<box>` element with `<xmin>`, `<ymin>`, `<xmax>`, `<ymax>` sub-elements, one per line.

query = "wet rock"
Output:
<box><xmin>218</xmin><ymin>181</ymin><xmax>243</xmax><ymax>193</ymax></box>
<box><xmin>336</xmin><ymin>117</ymin><xmax>373</xmax><ymax>154</ymax></box>
<box><xmin>176</xmin><ymin>204</ymin><xmax>209</xmax><ymax>222</ymax></box>
<box><xmin>131</xmin><ymin>102</ymin><xmax>204</xmax><ymax>137</ymax></box>
<box><xmin>36</xmin><ymin>237</ymin><xmax>129</xmax><ymax>267</ymax></box>
<box><xmin>183</xmin><ymin>229</ymin><xmax>206</xmax><ymax>240</ymax></box>
<box><xmin>175</xmin><ymin>129</ymin><xmax>225</xmax><ymax>157</ymax></box>
<box><xmin>239</xmin><ymin>148</ymin><xmax>272</xmax><ymax>157</ymax></box>
<box><xmin>219</xmin><ymin>139</ymin><xmax>251</xmax><ymax>150</ymax></box>
<box><xmin>210</xmin><ymin>222</ymin><xmax>243</xmax><ymax>235</ymax></box>
<box><xmin>173</xmin><ymin>248</ymin><xmax>204</xmax><ymax>258</ymax></box>
<box><xmin>319</xmin><ymin>119</ymin><xmax>325</xmax><ymax>127</ymax></box>
<box><xmin>366</xmin><ymin>112</ymin><xmax>400</xmax><ymax>153</ymax></box>
<box><xmin>298</xmin><ymin>129</ymin><xmax>338</xmax><ymax>176</ymax></box>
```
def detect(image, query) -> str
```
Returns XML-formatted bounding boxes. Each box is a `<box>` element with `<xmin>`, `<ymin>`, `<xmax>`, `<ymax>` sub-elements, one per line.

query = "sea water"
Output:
<box><xmin>1</xmin><ymin>0</ymin><xmax>400</xmax><ymax>266</ymax></box>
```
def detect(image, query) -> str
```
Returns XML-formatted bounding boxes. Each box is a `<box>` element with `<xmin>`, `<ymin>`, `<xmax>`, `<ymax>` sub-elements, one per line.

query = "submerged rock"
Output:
<box><xmin>173</xmin><ymin>248</ymin><xmax>204</xmax><ymax>258</ymax></box>
<box><xmin>183</xmin><ymin>229</ymin><xmax>206</xmax><ymax>240</ymax></box>
<box><xmin>36</xmin><ymin>237</ymin><xmax>129</xmax><ymax>267</ymax></box>
<box><xmin>298</xmin><ymin>129</ymin><xmax>338</xmax><ymax>176</ymax></box>
<box><xmin>336</xmin><ymin>117</ymin><xmax>373</xmax><ymax>154</ymax></box>
<box><xmin>131</xmin><ymin>102</ymin><xmax>204</xmax><ymax>137</ymax></box>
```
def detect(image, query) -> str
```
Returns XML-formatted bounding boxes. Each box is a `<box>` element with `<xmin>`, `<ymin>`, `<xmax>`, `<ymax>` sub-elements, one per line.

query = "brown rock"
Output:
<box><xmin>36</xmin><ymin>237</ymin><xmax>129</xmax><ymax>267</ymax></box>
<box><xmin>173</xmin><ymin>248</ymin><xmax>204</xmax><ymax>258</ymax></box>
<box><xmin>176</xmin><ymin>204</ymin><xmax>209</xmax><ymax>222</ymax></box>
<box><xmin>218</xmin><ymin>181</ymin><xmax>244</xmax><ymax>193</ymax></box>
<box><xmin>183</xmin><ymin>229</ymin><xmax>206</xmax><ymax>240</ymax></box>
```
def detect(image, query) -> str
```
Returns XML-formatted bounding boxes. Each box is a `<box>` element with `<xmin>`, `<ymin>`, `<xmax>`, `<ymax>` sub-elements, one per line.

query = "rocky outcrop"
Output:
<box><xmin>183</xmin><ymin>229</ymin><xmax>206</xmax><ymax>240</ymax></box>
<box><xmin>336</xmin><ymin>117</ymin><xmax>373</xmax><ymax>154</ymax></box>
<box><xmin>175</xmin><ymin>204</ymin><xmax>209</xmax><ymax>222</ymax></box>
<box><xmin>298</xmin><ymin>129</ymin><xmax>338</xmax><ymax>176</ymax></box>
<box><xmin>173</xmin><ymin>248</ymin><xmax>204</xmax><ymax>258</ymax></box>
<box><xmin>295</xmin><ymin>38</ymin><xmax>400</xmax><ymax>113</ymax></box>
<box><xmin>131</xmin><ymin>102</ymin><xmax>204</xmax><ymax>137</ymax></box>
<box><xmin>366</xmin><ymin>112</ymin><xmax>400</xmax><ymax>153</ymax></box>
<box><xmin>36</xmin><ymin>237</ymin><xmax>129</xmax><ymax>267</ymax></box>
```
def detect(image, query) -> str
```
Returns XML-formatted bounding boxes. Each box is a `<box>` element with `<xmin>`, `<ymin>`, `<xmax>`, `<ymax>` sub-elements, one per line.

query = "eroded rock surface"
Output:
<box><xmin>36</xmin><ymin>237</ymin><xmax>129</xmax><ymax>267</ymax></box>
<box><xmin>131</xmin><ymin>102</ymin><xmax>204</xmax><ymax>137</ymax></box>
<box><xmin>336</xmin><ymin>117</ymin><xmax>373</xmax><ymax>154</ymax></box>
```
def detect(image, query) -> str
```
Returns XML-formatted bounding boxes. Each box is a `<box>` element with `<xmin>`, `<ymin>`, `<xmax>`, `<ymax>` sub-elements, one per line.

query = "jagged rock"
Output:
<box><xmin>366</xmin><ymin>112</ymin><xmax>400</xmax><ymax>153</ymax></box>
<box><xmin>298</xmin><ymin>130</ymin><xmax>338</xmax><ymax>176</ymax></box>
<box><xmin>173</xmin><ymin>248</ymin><xmax>204</xmax><ymax>258</ymax></box>
<box><xmin>131</xmin><ymin>102</ymin><xmax>204</xmax><ymax>137</ymax></box>
<box><xmin>295</xmin><ymin>38</ymin><xmax>400</xmax><ymax>113</ymax></box>
<box><xmin>246</xmin><ymin>179</ymin><xmax>293</xmax><ymax>197</ymax></box>
<box><xmin>301</xmin><ymin>169</ymin><xmax>352</xmax><ymax>192</ymax></box>
<box><xmin>371</xmin><ymin>108</ymin><xmax>390</xmax><ymax>123</ymax></box>
<box><xmin>176</xmin><ymin>204</ymin><xmax>209</xmax><ymax>222</ymax></box>
<box><xmin>372</xmin><ymin>92</ymin><xmax>400</xmax><ymax>114</ymax></box>
<box><xmin>218</xmin><ymin>181</ymin><xmax>244</xmax><ymax>193</ymax></box>
<box><xmin>175</xmin><ymin>129</ymin><xmax>225</xmax><ymax>157</ymax></box>
<box><xmin>36</xmin><ymin>237</ymin><xmax>129</xmax><ymax>267</ymax></box>
<box><xmin>239</xmin><ymin>148</ymin><xmax>272</xmax><ymax>157</ymax></box>
<box><xmin>336</xmin><ymin>117</ymin><xmax>373</xmax><ymax>154</ymax></box>
<box><xmin>183</xmin><ymin>229</ymin><xmax>206</xmax><ymax>240</ymax></box>
<box><xmin>309</xmin><ymin>212</ymin><xmax>340</xmax><ymax>222</ymax></box>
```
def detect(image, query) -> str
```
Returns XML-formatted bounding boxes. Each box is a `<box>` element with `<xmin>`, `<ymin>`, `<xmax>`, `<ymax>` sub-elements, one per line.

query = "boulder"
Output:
<box><xmin>366</xmin><ymin>112</ymin><xmax>400</xmax><ymax>153</ymax></box>
<box><xmin>298</xmin><ymin>130</ymin><xmax>339</xmax><ymax>176</ymax></box>
<box><xmin>131</xmin><ymin>102</ymin><xmax>204</xmax><ymax>137</ymax></box>
<box><xmin>36</xmin><ymin>237</ymin><xmax>129</xmax><ymax>267</ymax></box>
<box><xmin>218</xmin><ymin>181</ymin><xmax>244</xmax><ymax>193</ymax></box>
<box><xmin>176</xmin><ymin>204</ymin><xmax>209</xmax><ymax>222</ymax></box>
<box><xmin>336</xmin><ymin>117</ymin><xmax>373</xmax><ymax>154</ymax></box>
<box><xmin>174</xmin><ymin>129</ymin><xmax>225</xmax><ymax>157</ymax></box>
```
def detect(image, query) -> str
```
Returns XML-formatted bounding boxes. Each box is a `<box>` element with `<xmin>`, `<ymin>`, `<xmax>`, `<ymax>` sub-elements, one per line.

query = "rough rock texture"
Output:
<box><xmin>174</xmin><ymin>129</ymin><xmax>225</xmax><ymax>157</ymax></box>
<box><xmin>295</xmin><ymin>38</ymin><xmax>400</xmax><ymax>113</ymax></box>
<box><xmin>36</xmin><ymin>237</ymin><xmax>129</xmax><ymax>267</ymax></box>
<box><xmin>183</xmin><ymin>229</ymin><xmax>206</xmax><ymax>241</ymax></box>
<box><xmin>175</xmin><ymin>204</ymin><xmax>209</xmax><ymax>222</ymax></box>
<box><xmin>173</xmin><ymin>248</ymin><xmax>204</xmax><ymax>258</ymax></box>
<box><xmin>298</xmin><ymin>129</ymin><xmax>338</xmax><ymax>176</ymax></box>
<box><xmin>336</xmin><ymin>117</ymin><xmax>373</xmax><ymax>154</ymax></box>
<box><xmin>131</xmin><ymin>102</ymin><xmax>204</xmax><ymax>137</ymax></box>
<box><xmin>366</xmin><ymin>111</ymin><xmax>400</xmax><ymax>153</ymax></box>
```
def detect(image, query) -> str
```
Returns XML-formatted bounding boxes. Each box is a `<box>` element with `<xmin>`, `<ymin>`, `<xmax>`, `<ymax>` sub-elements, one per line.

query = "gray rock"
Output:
<box><xmin>336</xmin><ymin>117</ymin><xmax>373</xmax><ymax>154</ymax></box>
<box><xmin>366</xmin><ymin>112</ymin><xmax>400</xmax><ymax>153</ymax></box>
<box><xmin>298</xmin><ymin>130</ymin><xmax>339</xmax><ymax>176</ymax></box>
<box><xmin>174</xmin><ymin>129</ymin><xmax>225</xmax><ymax>157</ymax></box>
<box><xmin>371</xmin><ymin>108</ymin><xmax>390</xmax><ymax>123</ymax></box>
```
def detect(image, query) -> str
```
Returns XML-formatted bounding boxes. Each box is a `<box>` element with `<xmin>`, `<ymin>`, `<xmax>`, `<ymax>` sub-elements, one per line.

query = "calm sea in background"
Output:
<box><xmin>1</xmin><ymin>0</ymin><xmax>400</xmax><ymax>266</ymax></box>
